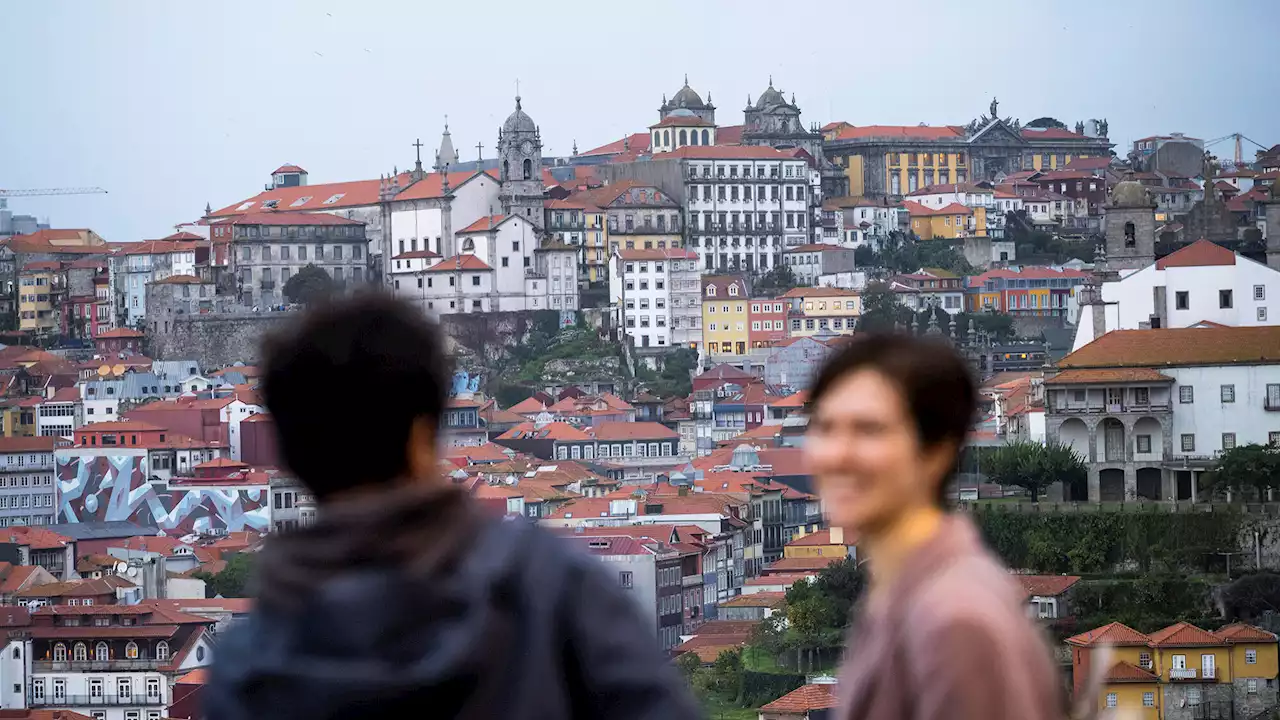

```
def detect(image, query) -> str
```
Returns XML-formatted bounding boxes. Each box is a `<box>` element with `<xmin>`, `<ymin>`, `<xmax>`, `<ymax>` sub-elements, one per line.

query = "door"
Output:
<box><xmin>1202</xmin><ymin>653</ymin><xmax>1216</xmax><ymax>679</ymax></box>
<box><xmin>1104</xmin><ymin>420</ymin><xmax>1126</xmax><ymax>462</ymax></box>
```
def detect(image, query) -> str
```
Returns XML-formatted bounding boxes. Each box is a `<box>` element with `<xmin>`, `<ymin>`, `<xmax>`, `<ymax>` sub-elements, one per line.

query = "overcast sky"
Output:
<box><xmin>4</xmin><ymin>0</ymin><xmax>1277</xmax><ymax>241</ymax></box>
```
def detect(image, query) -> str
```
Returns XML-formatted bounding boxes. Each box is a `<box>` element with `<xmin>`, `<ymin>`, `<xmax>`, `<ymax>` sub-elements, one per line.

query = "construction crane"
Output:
<box><xmin>0</xmin><ymin>187</ymin><xmax>107</xmax><ymax>198</ymax></box>
<box><xmin>1204</xmin><ymin>133</ymin><xmax>1268</xmax><ymax>165</ymax></box>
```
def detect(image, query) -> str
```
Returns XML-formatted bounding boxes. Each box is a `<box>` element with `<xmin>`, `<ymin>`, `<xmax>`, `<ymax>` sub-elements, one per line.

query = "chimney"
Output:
<box><xmin>830</xmin><ymin>526</ymin><xmax>844</xmax><ymax>545</ymax></box>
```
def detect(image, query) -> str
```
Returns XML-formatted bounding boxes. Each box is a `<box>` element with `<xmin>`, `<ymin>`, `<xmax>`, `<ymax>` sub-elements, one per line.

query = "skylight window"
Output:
<box><xmin>290</xmin><ymin>196</ymin><xmax>313</xmax><ymax>207</ymax></box>
<box><xmin>235</xmin><ymin>202</ymin><xmax>256</xmax><ymax>211</ymax></box>
<box><xmin>322</xmin><ymin>193</ymin><xmax>346</xmax><ymax>205</ymax></box>
<box><xmin>262</xmin><ymin>200</ymin><xmax>280</xmax><ymax>209</ymax></box>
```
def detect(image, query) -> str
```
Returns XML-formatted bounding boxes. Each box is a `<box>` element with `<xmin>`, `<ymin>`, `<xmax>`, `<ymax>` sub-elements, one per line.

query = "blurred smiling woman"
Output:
<box><xmin>805</xmin><ymin>333</ymin><xmax>1063</xmax><ymax>720</ymax></box>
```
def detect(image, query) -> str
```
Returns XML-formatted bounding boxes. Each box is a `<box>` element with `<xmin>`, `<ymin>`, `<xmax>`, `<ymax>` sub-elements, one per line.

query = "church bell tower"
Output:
<box><xmin>497</xmin><ymin>95</ymin><xmax>544</xmax><ymax>228</ymax></box>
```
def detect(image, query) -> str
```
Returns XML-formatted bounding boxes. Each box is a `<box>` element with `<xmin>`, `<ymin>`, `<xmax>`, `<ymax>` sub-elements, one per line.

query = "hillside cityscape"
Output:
<box><xmin>4</xmin><ymin>5</ymin><xmax>1280</xmax><ymax>718</ymax></box>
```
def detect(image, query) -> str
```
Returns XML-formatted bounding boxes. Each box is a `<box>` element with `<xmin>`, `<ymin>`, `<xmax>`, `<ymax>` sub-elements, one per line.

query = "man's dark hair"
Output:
<box><xmin>260</xmin><ymin>292</ymin><xmax>451</xmax><ymax>500</ymax></box>
<box><xmin>810</xmin><ymin>332</ymin><xmax>976</xmax><ymax>504</ymax></box>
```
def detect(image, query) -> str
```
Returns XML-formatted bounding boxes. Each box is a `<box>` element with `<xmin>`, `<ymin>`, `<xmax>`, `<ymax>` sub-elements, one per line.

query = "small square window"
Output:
<box><xmin>1255</xmin><ymin>284</ymin><xmax>1266</xmax><ymax>301</ymax></box>
<box><xmin>1175</xmin><ymin>291</ymin><xmax>1189</xmax><ymax>310</ymax></box>
<box><xmin>1260</xmin><ymin>307</ymin><xmax>1268</xmax><ymax>322</ymax></box>
<box><xmin>1179</xmin><ymin>386</ymin><xmax>1194</xmax><ymax>403</ymax></box>
<box><xmin>1246</xmin><ymin>649</ymin><xmax>1258</xmax><ymax>664</ymax></box>
<box><xmin>1221</xmin><ymin>385</ymin><xmax>1236</xmax><ymax>403</ymax></box>
<box><xmin>1223</xmin><ymin>433</ymin><xmax>1236</xmax><ymax>450</ymax></box>
<box><xmin>1181</xmin><ymin>434</ymin><xmax>1196</xmax><ymax>452</ymax></box>
<box><xmin>1136</xmin><ymin>435</ymin><xmax>1152</xmax><ymax>454</ymax></box>
<box><xmin>1220</xmin><ymin>289</ymin><xmax>1234</xmax><ymax>309</ymax></box>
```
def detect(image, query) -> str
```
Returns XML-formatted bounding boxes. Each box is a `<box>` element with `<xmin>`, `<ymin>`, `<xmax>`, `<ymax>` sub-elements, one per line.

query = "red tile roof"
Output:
<box><xmin>1064</xmin><ymin>157</ymin><xmax>1113</xmax><ymax>171</ymax></box>
<box><xmin>456</xmin><ymin>214</ymin><xmax>510</xmax><ymax>234</ymax></box>
<box><xmin>1147</xmin><ymin>622</ymin><xmax>1223</xmax><ymax>647</ymax></box>
<box><xmin>152</xmin><ymin>275</ymin><xmax>205</xmax><ymax>285</ymax></box>
<box><xmin>1155</xmin><ymin>239</ymin><xmax>1237</xmax><ymax>269</ymax></box>
<box><xmin>785</xmin><ymin>529</ymin><xmax>850</xmax><ymax>547</ymax></box>
<box><xmin>1015</xmin><ymin>574</ymin><xmax>1081</xmax><ymax>598</ymax></box>
<box><xmin>507</xmin><ymin>397</ymin><xmax>548</xmax><ymax>414</ymax></box>
<box><xmin>209</xmin><ymin>172</ymin><xmax>413</xmax><ymax>217</ymax></box>
<box><xmin>1214</xmin><ymin>623</ymin><xmax>1277</xmax><ymax>643</ymax></box>
<box><xmin>718</xmin><ymin>591</ymin><xmax>786</xmax><ymax>608</ymax></box>
<box><xmin>832</xmin><ymin>125</ymin><xmax>964</xmax><ymax>141</ymax></box>
<box><xmin>591</xmin><ymin>421</ymin><xmax>678</xmax><ymax>441</ymax></box>
<box><xmin>95</xmin><ymin>328</ymin><xmax>144</xmax><ymax>339</ymax></box>
<box><xmin>778</xmin><ymin>286</ymin><xmax>858</xmax><ymax>299</ymax></box>
<box><xmin>903</xmin><ymin>201</ymin><xmax>973</xmax><ymax>217</ymax></box>
<box><xmin>1065</xmin><ymin>621</ymin><xmax>1150</xmax><ymax>647</ymax></box>
<box><xmin>272</xmin><ymin>164</ymin><xmax>306</xmax><ymax>174</ymax></box>
<box><xmin>229</xmin><ymin>211</ymin><xmax>362</xmax><ymax>227</ymax></box>
<box><xmin>425</xmin><ymin>255</ymin><xmax>493</xmax><ymax>272</ymax></box>
<box><xmin>715</xmin><ymin>125</ymin><xmax>744</xmax><ymax>144</ymax></box>
<box><xmin>392</xmin><ymin>249</ymin><xmax>441</xmax><ymax>260</ymax></box>
<box><xmin>1104</xmin><ymin>661</ymin><xmax>1159</xmax><ymax>683</ymax></box>
<box><xmin>394</xmin><ymin>170</ymin><xmax>496</xmax><ymax>201</ymax></box>
<box><xmin>650</xmin><ymin>115</ymin><xmax>714</xmax><ymax>128</ymax></box>
<box><xmin>906</xmin><ymin>182</ymin><xmax>993</xmax><ymax>196</ymax></box>
<box><xmin>760</xmin><ymin>684</ymin><xmax>839</xmax><ymax>713</ymax></box>
<box><xmin>496</xmin><ymin>421</ymin><xmax>593</xmax><ymax>442</ymax></box>
<box><xmin>1044</xmin><ymin>368</ymin><xmax>1174</xmax><ymax>385</ymax></box>
<box><xmin>580</xmin><ymin>133</ymin><xmax>652</xmax><ymax>158</ymax></box>
<box><xmin>1060</xmin><ymin>327</ymin><xmax>1280</xmax><ymax>369</ymax></box>
<box><xmin>0</xmin><ymin>527</ymin><xmax>72</xmax><ymax>550</ymax></box>
<box><xmin>0</xmin><ymin>437</ymin><xmax>58</xmax><ymax>453</ymax></box>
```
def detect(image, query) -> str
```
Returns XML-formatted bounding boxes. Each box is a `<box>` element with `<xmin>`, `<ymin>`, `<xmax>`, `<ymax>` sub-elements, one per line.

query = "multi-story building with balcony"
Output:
<box><xmin>0</xmin><ymin>436</ymin><xmax>63</xmax><ymax>527</ymax></box>
<box><xmin>215</xmin><ymin>211</ymin><xmax>368</xmax><ymax>307</ymax></box>
<box><xmin>18</xmin><ymin>262</ymin><xmax>60</xmax><ymax>335</ymax></box>
<box><xmin>1045</xmin><ymin>326</ymin><xmax>1280</xmax><ymax>503</ymax></box>
<box><xmin>1067</xmin><ymin>620</ymin><xmax>1277</xmax><ymax>720</ymax></box>
<box><xmin>600</xmin><ymin>147</ymin><xmax>811</xmax><ymax>276</ymax></box>
<box><xmin>11</xmin><ymin>603</ymin><xmax>216</xmax><ymax>720</ymax></box>
<box><xmin>966</xmin><ymin>265</ymin><xmax>1089</xmax><ymax>318</ymax></box>
<box><xmin>109</xmin><ymin>235</ymin><xmax>205</xmax><ymax>328</ymax></box>
<box><xmin>608</xmin><ymin>248</ymin><xmax>701</xmax><ymax>353</ymax></box>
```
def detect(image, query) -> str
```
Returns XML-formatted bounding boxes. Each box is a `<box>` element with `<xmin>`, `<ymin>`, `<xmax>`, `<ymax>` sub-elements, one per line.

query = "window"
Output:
<box><xmin>1223</xmin><ymin>433</ymin><xmax>1236</xmax><ymax>450</ymax></box>
<box><xmin>1261</xmin><ymin>307</ymin><xmax>1269</xmax><ymax>321</ymax></box>
<box><xmin>1138</xmin><ymin>652</ymin><xmax>1152</xmax><ymax>669</ymax></box>
<box><xmin>1247</xmin><ymin>649</ymin><xmax>1258</xmax><ymax>664</ymax></box>
<box><xmin>1142</xmin><ymin>692</ymin><xmax>1154</xmax><ymax>707</ymax></box>
<box><xmin>1105</xmin><ymin>693</ymin><xmax>1116</xmax><ymax>708</ymax></box>
<box><xmin>1179</xmin><ymin>386</ymin><xmax>1194</xmax><ymax>403</ymax></box>
<box><xmin>1181</xmin><ymin>434</ymin><xmax>1196</xmax><ymax>452</ymax></box>
<box><xmin>95</xmin><ymin>641</ymin><xmax>108</xmax><ymax>661</ymax></box>
<box><xmin>155</xmin><ymin>641</ymin><xmax>169</xmax><ymax>661</ymax></box>
<box><xmin>1220</xmin><ymin>289</ymin><xmax>1233</xmax><ymax>309</ymax></box>
<box><xmin>1136</xmin><ymin>435</ymin><xmax>1152</xmax><ymax>454</ymax></box>
<box><xmin>53</xmin><ymin>643</ymin><xmax>66</xmax><ymax>662</ymax></box>
<box><xmin>1176</xmin><ymin>290</ymin><xmax>1189</xmax><ymax>310</ymax></box>
<box><xmin>73</xmin><ymin>642</ymin><xmax>87</xmax><ymax>661</ymax></box>
<box><xmin>125</xmin><ymin>640</ymin><xmax>139</xmax><ymax>659</ymax></box>
<box><xmin>619</xmin><ymin>571</ymin><xmax>633</xmax><ymax>589</ymax></box>
<box><xmin>1271</xmin><ymin>432</ymin><xmax>1280</xmax><ymax>447</ymax></box>
<box><xmin>1249</xmin><ymin>678</ymin><xmax>1259</xmax><ymax>694</ymax></box>
<box><xmin>1187</xmin><ymin>687</ymin><xmax>1202</xmax><ymax>705</ymax></box>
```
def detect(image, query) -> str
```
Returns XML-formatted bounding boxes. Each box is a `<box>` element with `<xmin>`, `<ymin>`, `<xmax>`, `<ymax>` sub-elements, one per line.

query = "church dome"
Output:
<box><xmin>755</xmin><ymin>84</ymin><xmax>786</xmax><ymax>109</ymax></box>
<box><xmin>668</xmin><ymin>108</ymin><xmax>696</xmax><ymax>118</ymax></box>
<box><xmin>502</xmin><ymin>96</ymin><xmax>537</xmax><ymax>134</ymax></box>
<box><xmin>1110</xmin><ymin>178</ymin><xmax>1151</xmax><ymax>207</ymax></box>
<box><xmin>671</xmin><ymin>81</ymin><xmax>706</xmax><ymax>109</ymax></box>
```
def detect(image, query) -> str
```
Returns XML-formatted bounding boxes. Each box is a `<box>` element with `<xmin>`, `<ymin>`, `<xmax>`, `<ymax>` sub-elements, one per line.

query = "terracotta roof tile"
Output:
<box><xmin>496</xmin><ymin>421</ymin><xmax>593</xmax><ymax>442</ymax></box>
<box><xmin>1016</xmin><ymin>575</ymin><xmax>1081</xmax><ymax>598</ymax></box>
<box><xmin>1065</xmin><ymin>621</ymin><xmax>1150</xmax><ymax>647</ymax></box>
<box><xmin>456</xmin><ymin>214</ymin><xmax>510</xmax><ymax>234</ymax></box>
<box><xmin>391</xmin><ymin>249</ymin><xmax>441</xmax><ymax>260</ymax></box>
<box><xmin>229</xmin><ymin>211</ymin><xmax>362</xmax><ymax>227</ymax></box>
<box><xmin>1214</xmin><ymin>623</ymin><xmax>1277</xmax><ymax>643</ymax></box>
<box><xmin>209</xmin><ymin>172</ymin><xmax>415</xmax><ymax>217</ymax></box>
<box><xmin>718</xmin><ymin>591</ymin><xmax>786</xmax><ymax>608</ymax></box>
<box><xmin>1147</xmin><ymin>621</ymin><xmax>1223</xmax><ymax>647</ymax></box>
<box><xmin>425</xmin><ymin>255</ymin><xmax>493</xmax><ymax>272</ymax></box>
<box><xmin>0</xmin><ymin>527</ymin><xmax>72</xmax><ymax>551</ymax></box>
<box><xmin>1104</xmin><ymin>660</ymin><xmax>1159</xmax><ymax>683</ymax></box>
<box><xmin>95</xmin><ymin>328</ymin><xmax>144</xmax><ymax>339</ymax></box>
<box><xmin>580</xmin><ymin>133</ymin><xmax>652</xmax><ymax>157</ymax></box>
<box><xmin>1059</xmin><ymin>327</ymin><xmax>1280</xmax><ymax>369</ymax></box>
<box><xmin>507</xmin><ymin>397</ymin><xmax>548</xmax><ymax>414</ymax></box>
<box><xmin>591</xmin><ymin>421</ymin><xmax>678</xmax><ymax>441</ymax></box>
<box><xmin>760</xmin><ymin>684</ymin><xmax>839</xmax><ymax>713</ymax></box>
<box><xmin>1155</xmin><ymin>240</ymin><xmax>1237</xmax><ymax>269</ymax></box>
<box><xmin>394</xmin><ymin>170</ymin><xmax>496</xmax><ymax>202</ymax></box>
<box><xmin>1044</xmin><ymin>368</ymin><xmax>1175</xmax><ymax>385</ymax></box>
<box><xmin>903</xmin><ymin>201</ymin><xmax>973</xmax><ymax>217</ymax></box>
<box><xmin>785</xmin><ymin>529</ymin><xmax>850</xmax><ymax>547</ymax></box>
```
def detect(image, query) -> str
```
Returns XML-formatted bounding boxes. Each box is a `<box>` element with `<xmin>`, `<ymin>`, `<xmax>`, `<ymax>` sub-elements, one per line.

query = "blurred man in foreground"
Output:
<box><xmin>205</xmin><ymin>293</ymin><xmax>700</xmax><ymax>720</ymax></box>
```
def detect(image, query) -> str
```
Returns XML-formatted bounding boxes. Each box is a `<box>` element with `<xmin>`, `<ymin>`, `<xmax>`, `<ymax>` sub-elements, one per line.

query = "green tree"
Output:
<box><xmin>1025</xmin><ymin>117</ymin><xmax>1067</xmax><ymax>130</ymax></box>
<box><xmin>674</xmin><ymin>651</ymin><xmax>703</xmax><ymax>679</ymax></box>
<box><xmin>192</xmin><ymin>552</ymin><xmax>255</xmax><ymax>598</ymax></box>
<box><xmin>987</xmin><ymin>441</ymin><xmax>1086</xmax><ymax>502</ymax></box>
<box><xmin>964</xmin><ymin>310</ymin><xmax>1016</xmax><ymax>342</ymax></box>
<box><xmin>856</xmin><ymin>281</ymin><xmax>912</xmax><ymax>332</ymax></box>
<box><xmin>283</xmin><ymin>263</ymin><xmax>335</xmax><ymax>305</ymax></box>
<box><xmin>1210</xmin><ymin>444</ymin><xmax>1280</xmax><ymax>501</ymax></box>
<box><xmin>755</xmin><ymin>264</ymin><xmax>799</xmax><ymax>294</ymax></box>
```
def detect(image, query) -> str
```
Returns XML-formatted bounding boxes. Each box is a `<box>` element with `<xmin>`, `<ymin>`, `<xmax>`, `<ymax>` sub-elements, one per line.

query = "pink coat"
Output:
<box><xmin>836</xmin><ymin>515</ymin><xmax>1066</xmax><ymax>720</ymax></box>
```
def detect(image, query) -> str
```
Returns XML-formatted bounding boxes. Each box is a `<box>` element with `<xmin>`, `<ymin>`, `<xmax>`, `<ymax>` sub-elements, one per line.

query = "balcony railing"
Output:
<box><xmin>682</xmin><ymin>574</ymin><xmax>701</xmax><ymax>588</ymax></box>
<box><xmin>30</xmin><ymin>694</ymin><xmax>165</xmax><ymax>707</ymax></box>
<box><xmin>1052</xmin><ymin>403</ymin><xmax>1171</xmax><ymax>415</ymax></box>
<box><xmin>34</xmin><ymin>659</ymin><xmax>161</xmax><ymax>672</ymax></box>
<box><xmin>1169</xmin><ymin>668</ymin><xmax>1198</xmax><ymax>680</ymax></box>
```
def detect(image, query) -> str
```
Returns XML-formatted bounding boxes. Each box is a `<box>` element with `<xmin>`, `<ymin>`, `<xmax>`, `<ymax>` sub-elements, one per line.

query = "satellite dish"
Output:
<box><xmin>126</xmin><ymin>566</ymin><xmax>138</xmax><ymax>577</ymax></box>
<box><xmin>114</xmin><ymin>561</ymin><xmax>128</xmax><ymax>574</ymax></box>
<box><xmin>97</xmin><ymin>366</ymin><xmax>110</xmax><ymax>377</ymax></box>
<box><xmin>112</xmin><ymin>364</ymin><xmax>126</xmax><ymax>376</ymax></box>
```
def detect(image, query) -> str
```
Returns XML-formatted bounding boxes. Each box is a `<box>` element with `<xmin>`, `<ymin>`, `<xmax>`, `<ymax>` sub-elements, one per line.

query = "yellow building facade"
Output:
<box><xmin>702</xmin><ymin>275</ymin><xmax>749</xmax><ymax>356</ymax></box>
<box><xmin>783</xmin><ymin>527</ymin><xmax>853</xmax><ymax>559</ymax></box>
<box><xmin>904</xmin><ymin>202</ymin><xmax>973</xmax><ymax>240</ymax></box>
<box><xmin>18</xmin><ymin>264</ymin><xmax>58</xmax><ymax>334</ymax></box>
<box><xmin>780</xmin><ymin>287</ymin><xmax>860</xmax><ymax>337</ymax></box>
<box><xmin>1069</xmin><ymin>621</ymin><xmax>1279</xmax><ymax>720</ymax></box>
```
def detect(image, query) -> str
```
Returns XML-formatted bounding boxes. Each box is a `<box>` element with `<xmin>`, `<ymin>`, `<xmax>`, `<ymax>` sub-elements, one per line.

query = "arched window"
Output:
<box><xmin>679</xmin><ymin>129</ymin><xmax>688</xmax><ymax>146</ymax></box>
<box><xmin>461</xmin><ymin>237</ymin><xmax>475</xmax><ymax>253</ymax></box>
<box><xmin>95</xmin><ymin>642</ymin><xmax>108</xmax><ymax>662</ymax></box>
<box><xmin>155</xmin><ymin>642</ymin><xmax>170</xmax><ymax>661</ymax></box>
<box><xmin>11</xmin><ymin>646</ymin><xmax>19</xmax><ymax>660</ymax></box>
<box><xmin>653</xmin><ymin>132</ymin><xmax>659</xmax><ymax>147</ymax></box>
<box><xmin>1124</xmin><ymin>221</ymin><xmax>1136</xmax><ymax>248</ymax></box>
<box><xmin>522</xmin><ymin>159</ymin><xmax>532</xmax><ymax>180</ymax></box>
<box><xmin>72</xmin><ymin>643</ymin><xmax>87</xmax><ymax>662</ymax></box>
<box><xmin>663</xmin><ymin>130</ymin><xmax>670</xmax><ymax>147</ymax></box>
<box><xmin>728</xmin><ymin>284</ymin><xmax>739</xmax><ymax>296</ymax></box>
<box><xmin>125</xmin><ymin>641</ymin><xmax>139</xmax><ymax>660</ymax></box>
<box><xmin>701</xmin><ymin>129</ymin><xmax>710</xmax><ymax>145</ymax></box>
<box><xmin>690</xmin><ymin>131</ymin><xmax>699</xmax><ymax>146</ymax></box>
<box><xmin>502</xmin><ymin>160</ymin><xmax>509</xmax><ymax>180</ymax></box>
<box><xmin>706</xmin><ymin>285</ymin><xmax>716</xmax><ymax>297</ymax></box>
<box><xmin>53</xmin><ymin>643</ymin><xmax>66</xmax><ymax>662</ymax></box>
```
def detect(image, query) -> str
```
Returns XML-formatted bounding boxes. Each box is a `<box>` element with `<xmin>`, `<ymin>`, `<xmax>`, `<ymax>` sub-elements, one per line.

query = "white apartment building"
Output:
<box><xmin>0</xmin><ymin>437</ymin><xmax>59</xmax><ymax>527</ymax></box>
<box><xmin>1046</xmin><ymin>326</ymin><xmax>1280</xmax><ymax>504</ymax></box>
<box><xmin>36</xmin><ymin>389</ymin><xmax>81</xmax><ymax>438</ymax></box>
<box><xmin>782</xmin><ymin>244</ymin><xmax>856</xmax><ymax>286</ymax></box>
<box><xmin>608</xmin><ymin>248</ymin><xmax>702</xmax><ymax>351</ymax></box>
<box><xmin>1073</xmin><ymin>240</ymin><xmax>1280</xmax><ymax>350</ymax></box>
<box><xmin>390</xmin><ymin>214</ymin><xmax>578</xmax><ymax>316</ymax></box>
<box><xmin>109</xmin><ymin>237</ymin><xmax>203</xmax><ymax>328</ymax></box>
<box><xmin>837</xmin><ymin>200</ymin><xmax>901</xmax><ymax>248</ymax></box>
<box><xmin>676</xmin><ymin>146</ymin><xmax>812</xmax><ymax>274</ymax></box>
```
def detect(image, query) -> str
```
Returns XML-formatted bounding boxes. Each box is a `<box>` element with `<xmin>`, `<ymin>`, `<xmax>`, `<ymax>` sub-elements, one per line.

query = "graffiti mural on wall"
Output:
<box><xmin>56</xmin><ymin>454</ymin><xmax>270</xmax><ymax>534</ymax></box>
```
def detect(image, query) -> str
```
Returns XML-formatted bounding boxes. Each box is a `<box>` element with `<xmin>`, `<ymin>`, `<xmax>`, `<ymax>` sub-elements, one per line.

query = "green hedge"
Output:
<box><xmin>974</xmin><ymin>509</ymin><xmax>1245</xmax><ymax>574</ymax></box>
<box><xmin>741</xmin><ymin>670</ymin><xmax>806</xmax><ymax>708</ymax></box>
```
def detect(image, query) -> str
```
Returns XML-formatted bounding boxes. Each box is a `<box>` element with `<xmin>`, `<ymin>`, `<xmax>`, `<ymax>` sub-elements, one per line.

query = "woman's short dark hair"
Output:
<box><xmin>809</xmin><ymin>332</ymin><xmax>976</xmax><ymax>503</ymax></box>
<box><xmin>260</xmin><ymin>292</ymin><xmax>451</xmax><ymax>500</ymax></box>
